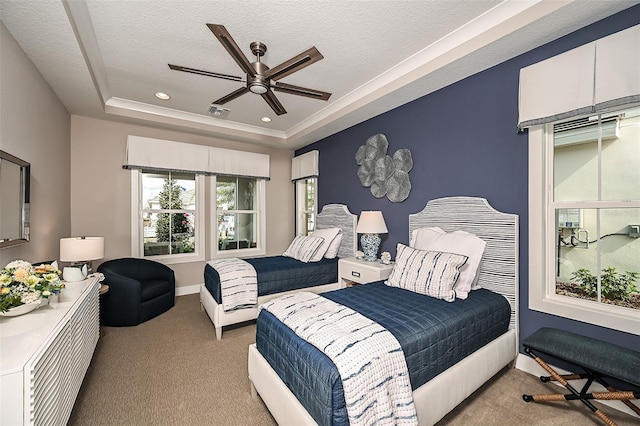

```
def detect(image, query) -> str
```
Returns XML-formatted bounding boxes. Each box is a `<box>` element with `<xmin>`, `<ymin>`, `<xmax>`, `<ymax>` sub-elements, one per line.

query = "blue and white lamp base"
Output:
<box><xmin>360</xmin><ymin>233</ymin><xmax>381</xmax><ymax>262</ymax></box>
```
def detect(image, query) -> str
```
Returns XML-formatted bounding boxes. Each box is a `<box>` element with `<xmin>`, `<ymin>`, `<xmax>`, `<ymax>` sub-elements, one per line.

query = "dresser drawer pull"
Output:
<box><xmin>351</xmin><ymin>271</ymin><xmax>360</xmax><ymax>278</ymax></box>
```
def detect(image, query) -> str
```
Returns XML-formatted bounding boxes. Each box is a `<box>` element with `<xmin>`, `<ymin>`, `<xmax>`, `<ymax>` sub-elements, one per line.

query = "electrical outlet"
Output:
<box><xmin>629</xmin><ymin>225</ymin><xmax>640</xmax><ymax>238</ymax></box>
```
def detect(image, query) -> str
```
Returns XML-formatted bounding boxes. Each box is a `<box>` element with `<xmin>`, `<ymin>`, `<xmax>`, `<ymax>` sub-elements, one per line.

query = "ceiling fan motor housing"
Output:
<box><xmin>248</xmin><ymin>61</ymin><xmax>269</xmax><ymax>94</ymax></box>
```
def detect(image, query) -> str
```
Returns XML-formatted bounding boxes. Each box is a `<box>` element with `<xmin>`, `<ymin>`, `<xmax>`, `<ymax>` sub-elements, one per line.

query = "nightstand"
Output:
<box><xmin>338</xmin><ymin>257</ymin><xmax>394</xmax><ymax>287</ymax></box>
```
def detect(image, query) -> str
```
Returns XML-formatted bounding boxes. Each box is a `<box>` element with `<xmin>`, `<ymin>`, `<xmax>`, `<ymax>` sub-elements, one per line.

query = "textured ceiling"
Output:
<box><xmin>1</xmin><ymin>0</ymin><xmax>637</xmax><ymax>149</ymax></box>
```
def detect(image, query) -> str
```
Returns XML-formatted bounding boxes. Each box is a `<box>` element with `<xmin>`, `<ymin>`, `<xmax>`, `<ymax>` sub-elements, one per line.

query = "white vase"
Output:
<box><xmin>63</xmin><ymin>265</ymin><xmax>87</xmax><ymax>282</ymax></box>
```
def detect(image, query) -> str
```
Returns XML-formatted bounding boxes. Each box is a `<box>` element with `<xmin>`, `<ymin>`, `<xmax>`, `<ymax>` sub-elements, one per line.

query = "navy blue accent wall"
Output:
<box><xmin>298</xmin><ymin>6</ymin><xmax>640</xmax><ymax>353</ymax></box>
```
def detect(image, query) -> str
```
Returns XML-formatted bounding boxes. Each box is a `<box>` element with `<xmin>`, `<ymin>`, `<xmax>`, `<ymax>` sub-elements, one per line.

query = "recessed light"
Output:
<box><xmin>261</xmin><ymin>116</ymin><xmax>272</xmax><ymax>123</ymax></box>
<box><xmin>155</xmin><ymin>92</ymin><xmax>170</xmax><ymax>100</ymax></box>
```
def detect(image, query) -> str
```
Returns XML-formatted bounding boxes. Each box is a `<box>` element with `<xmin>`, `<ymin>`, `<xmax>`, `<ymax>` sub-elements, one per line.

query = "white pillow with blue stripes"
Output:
<box><xmin>386</xmin><ymin>243</ymin><xmax>468</xmax><ymax>302</ymax></box>
<box><xmin>283</xmin><ymin>235</ymin><xmax>325</xmax><ymax>263</ymax></box>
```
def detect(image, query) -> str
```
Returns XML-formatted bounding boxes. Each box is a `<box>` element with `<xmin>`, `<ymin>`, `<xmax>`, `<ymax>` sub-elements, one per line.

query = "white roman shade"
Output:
<box><xmin>208</xmin><ymin>146</ymin><xmax>269</xmax><ymax>179</ymax></box>
<box><xmin>123</xmin><ymin>135</ymin><xmax>270</xmax><ymax>179</ymax></box>
<box><xmin>291</xmin><ymin>150</ymin><xmax>319</xmax><ymax>181</ymax></box>
<box><xmin>124</xmin><ymin>136</ymin><xmax>209</xmax><ymax>173</ymax></box>
<box><xmin>518</xmin><ymin>24</ymin><xmax>639</xmax><ymax>130</ymax></box>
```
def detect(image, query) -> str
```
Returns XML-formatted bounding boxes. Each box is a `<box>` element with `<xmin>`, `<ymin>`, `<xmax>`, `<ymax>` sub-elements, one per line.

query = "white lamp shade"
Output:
<box><xmin>60</xmin><ymin>237</ymin><xmax>105</xmax><ymax>262</ymax></box>
<box><xmin>356</xmin><ymin>211</ymin><xmax>388</xmax><ymax>234</ymax></box>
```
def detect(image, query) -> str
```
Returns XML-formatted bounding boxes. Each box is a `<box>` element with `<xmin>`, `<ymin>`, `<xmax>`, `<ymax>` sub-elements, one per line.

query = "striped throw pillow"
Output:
<box><xmin>386</xmin><ymin>243</ymin><xmax>468</xmax><ymax>301</ymax></box>
<box><xmin>283</xmin><ymin>235</ymin><xmax>325</xmax><ymax>263</ymax></box>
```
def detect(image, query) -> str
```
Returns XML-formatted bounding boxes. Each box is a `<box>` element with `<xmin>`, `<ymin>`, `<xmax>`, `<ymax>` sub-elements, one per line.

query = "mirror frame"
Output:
<box><xmin>0</xmin><ymin>150</ymin><xmax>30</xmax><ymax>248</ymax></box>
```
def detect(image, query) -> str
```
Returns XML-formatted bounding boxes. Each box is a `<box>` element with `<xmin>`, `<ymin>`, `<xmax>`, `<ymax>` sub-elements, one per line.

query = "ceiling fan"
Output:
<box><xmin>169</xmin><ymin>24</ymin><xmax>331</xmax><ymax>116</ymax></box>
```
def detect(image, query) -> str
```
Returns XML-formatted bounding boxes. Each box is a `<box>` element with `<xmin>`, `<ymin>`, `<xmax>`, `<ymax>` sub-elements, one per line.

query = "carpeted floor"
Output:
<box><xmin>68</xmin><ymin>294</ymin><xmax>639</xmax><ymax>425</ymax></box>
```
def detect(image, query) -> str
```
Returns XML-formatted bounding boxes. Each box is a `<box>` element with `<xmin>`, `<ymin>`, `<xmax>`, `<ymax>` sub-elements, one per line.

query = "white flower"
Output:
<box><xmin>5</xmin><ymin>260</ymin><xmax>32</xmax><ymax>270</ymax></box>
<box><xmin>21</xmin><ymin>291</ymin><xmax>41</xmax><ymax>304</ymax></box>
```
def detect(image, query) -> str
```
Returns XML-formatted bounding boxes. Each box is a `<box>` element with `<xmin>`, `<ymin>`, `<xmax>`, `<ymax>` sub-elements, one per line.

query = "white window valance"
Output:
<box><xmin>518</xmin><ymin>24</ymin><xmax>639</xmax><ymax>130</ymax></box>
<box><xmin>123</xmin><ymin>135</ymin><xmax>270</xmax><ymax>179</ymax></box>
<box><xmin>208</xmin><ymin>146</ymin><xmax>270</xmax><ymax>178</ymax></box>
<box><xmin>291</xmin><ymin>150</ymin><xmax>319</xmax><ymax>181</ymax></box>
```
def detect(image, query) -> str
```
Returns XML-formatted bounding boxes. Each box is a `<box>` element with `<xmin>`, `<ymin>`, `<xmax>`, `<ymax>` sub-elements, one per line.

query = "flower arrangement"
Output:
<box><xmin>0</xmin><ymin>260</ymin><xmax>64</xmax><ymax>313</ymax></box>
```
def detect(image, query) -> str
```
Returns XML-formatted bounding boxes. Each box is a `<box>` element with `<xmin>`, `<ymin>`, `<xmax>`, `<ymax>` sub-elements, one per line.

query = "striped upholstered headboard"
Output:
<box><xmin>316</xmin><ymin>204</ymin><xmax>357</xmax><ymax>259</ymax></box>
<box><xmin>408</xmin><ymin>197</ymin><xmax>519</xmax><ymax>336</ymax></box>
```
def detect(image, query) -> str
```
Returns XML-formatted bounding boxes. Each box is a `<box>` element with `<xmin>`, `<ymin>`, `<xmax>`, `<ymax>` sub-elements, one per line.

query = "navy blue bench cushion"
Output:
<box><xmin>523</xmin><ymin>327</ymin><xmax>640</xmax><ymax>387</ymax></box>
<box><xmin>204</xmin><ymin>256</ymin><xmax>338</xmax><ymax>304</ymax></box>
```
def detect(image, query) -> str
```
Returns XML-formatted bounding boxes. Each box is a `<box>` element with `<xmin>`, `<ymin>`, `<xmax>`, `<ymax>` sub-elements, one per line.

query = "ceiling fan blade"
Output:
<box><xmin>261</xmin><ymin>90</ymin><xmax>287</xmax><ymax>115</ymax></box>
<box><xmin>273</xmin><ymin>81</ymin><xmax>331</xmax><ymax>101</ymax></box>
<box><xmin>207</xmin><ymin>24</ymin><xmax>256</xmax><ymax>77</ymax></box>
<box><xmin>213</xmin><ymin>86</ymin><xmax>250</xmax><ymax>105</ymax></box>
<box><xmin>264</xmin><ymin>47</ymin><xmax>323</xmax><ymax>81</ymax></box>
<box><xmin>168</xmin><ymin>64</ymin><xmax>244</xmax><ymax>82</ymax></box>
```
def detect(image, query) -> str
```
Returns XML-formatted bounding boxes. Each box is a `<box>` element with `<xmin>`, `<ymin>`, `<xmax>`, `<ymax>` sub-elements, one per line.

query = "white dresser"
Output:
<box><xmin>0</xmin><ymin>277</ymin><xmax>100</xmax><ymax>426</ymax></box>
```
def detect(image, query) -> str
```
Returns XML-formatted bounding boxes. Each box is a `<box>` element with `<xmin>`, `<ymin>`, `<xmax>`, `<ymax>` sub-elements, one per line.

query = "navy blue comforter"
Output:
<box><xmin>256</xmin><ymin>282</ymin><xmax>511</xmax><ymax>426</ymax></box>
<box><xmin>204</xmin><ymin>256</ymin><xmax>338</xmax><ymax>304</ymax></box>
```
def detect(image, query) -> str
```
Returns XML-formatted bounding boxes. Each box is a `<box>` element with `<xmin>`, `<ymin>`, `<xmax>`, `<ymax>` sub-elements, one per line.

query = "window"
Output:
<box><xmin>529</xmin><ymin>106</ymin><xmax>640</xmax><ymax>335</ymax></box>
<box><xmin>212</xmin><ymin>175</ymin><xmax>265</xmax><ymax>257</ymax></box>
<box><xmin>131</xmin><ymin>170</ymin><xmax>205</xmax><ymax>263</ymax></box>
<box><xmin>295</xmin><ymin>177</ymin><xmax>317</xmax><ymax>236</ymax></box>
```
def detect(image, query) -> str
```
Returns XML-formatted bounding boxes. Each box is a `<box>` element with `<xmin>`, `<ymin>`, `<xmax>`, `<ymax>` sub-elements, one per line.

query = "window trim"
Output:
<box><xmin>209</xmin><ymin>175</ymin><xmax>266</xmax><ymax>259</ymax></box>
<box><xmin>130</xmin><ymin>169</ymin><xmax>205</xmax><ymax>264</ymax></box>
<box><xmin>295</xmin><ymin>177</ymin><xmax>317</xmax><ymax>236</ymax></box>
<box><xmin>528</xmin><ymin>124</ymin><xmax>640</xmax><ymax>335</ymax></box>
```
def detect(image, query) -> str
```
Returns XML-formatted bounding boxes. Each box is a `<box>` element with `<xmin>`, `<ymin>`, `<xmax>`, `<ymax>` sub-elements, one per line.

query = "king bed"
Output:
<box><xmin>248</xmin><ymin>196</ymin><xmax>519</xmax><ymax>425</ymax></box>
<box><xmin>200</xmin><ymin>204</ymin><xmax>357</xmax><ymax>339</ymax></box>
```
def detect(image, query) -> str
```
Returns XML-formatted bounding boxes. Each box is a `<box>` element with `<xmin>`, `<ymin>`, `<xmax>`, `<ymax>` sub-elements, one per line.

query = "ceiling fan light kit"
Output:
<box><xmin>168</xmin><ymin>24</ymin><xmax>331</xmax><ymax>116</ymax></box>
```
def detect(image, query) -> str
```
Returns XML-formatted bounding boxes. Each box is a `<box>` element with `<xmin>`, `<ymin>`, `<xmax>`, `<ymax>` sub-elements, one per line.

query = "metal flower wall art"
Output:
<box><xmin>355</xmin><ymin>133</ymin><xmax>413</xmax><ymax>202</ymax></box>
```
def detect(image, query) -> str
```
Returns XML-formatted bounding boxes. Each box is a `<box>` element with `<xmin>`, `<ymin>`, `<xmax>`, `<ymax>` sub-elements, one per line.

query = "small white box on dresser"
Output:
<box><xmin>338</xmin><ymin>257</ymin><xmax>394</xmax><ymax>287</ymax></box>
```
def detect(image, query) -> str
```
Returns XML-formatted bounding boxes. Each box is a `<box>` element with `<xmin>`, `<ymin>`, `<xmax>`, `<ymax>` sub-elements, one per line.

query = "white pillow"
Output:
<box><xmin>309</xmin><ymin>228</ymin><xmax>341</xmax><ymax>261</ymax></box>
<box><xmin>283</xmin><ymin>235</ymin><xmax>325</xmax><ymax>263</ymax></box>
<box><xmin>385</xmin><ymin>243</ymin><xmax>468</xmax><ymax>302</ymax></box>
<box><xmin>410</xmin><ymin>227</ymin><xmax>486</xmax><ymax>299</ymax></box>
<box><xmin>323</xmin><ymin>232</ymin><xmax>343</xmax><ymax>259</ymax></box>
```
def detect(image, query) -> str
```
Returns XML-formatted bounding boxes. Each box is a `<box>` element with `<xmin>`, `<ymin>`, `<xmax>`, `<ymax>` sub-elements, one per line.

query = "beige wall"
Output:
<box><xmin>70</xmin><ymin>116</ymin><xmax>294</xmax><ymax>291</ymax></box>
<box><xmin>0</xmin><ymin>23</ymin><xmax>71</xmax><ymax>267</ymax></box>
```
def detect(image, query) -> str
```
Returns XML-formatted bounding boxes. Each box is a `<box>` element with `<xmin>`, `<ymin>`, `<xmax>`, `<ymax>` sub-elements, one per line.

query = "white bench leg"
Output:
<box><xmin>215</xmin><ymin>326</ymin><xmax>222</xmax><ymax>340</ymax></box>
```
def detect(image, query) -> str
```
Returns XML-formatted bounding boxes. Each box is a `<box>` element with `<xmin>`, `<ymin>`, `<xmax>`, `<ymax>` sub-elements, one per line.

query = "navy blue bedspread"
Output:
<box><xmin>256</xmin><ymin>282</ymin><xmax>511</xmax><ymax>426</ymax></box>
<box><xmin>204</xmin><ymin>256</ymin><xmax>338</xmax><ymax>304</ymax></box>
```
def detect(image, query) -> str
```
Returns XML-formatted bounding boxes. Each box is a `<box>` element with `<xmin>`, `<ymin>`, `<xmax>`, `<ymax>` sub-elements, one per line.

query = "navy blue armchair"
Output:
<box><xmin>97</xmin><ymin>258</ymin><xmax>175</xmax><ymax>326</ymax></box>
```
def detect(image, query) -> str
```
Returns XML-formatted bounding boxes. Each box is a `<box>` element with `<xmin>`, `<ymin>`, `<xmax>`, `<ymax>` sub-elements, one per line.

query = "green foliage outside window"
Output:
<box><xmin>571</xmin><ymin>267</ymin><xmax>639</xmax><ymax>301</ymax></box>
<box><xmin>155</xmin><ymin>179</ymin><xmax>192</xmax><ymax>250</ymax></box>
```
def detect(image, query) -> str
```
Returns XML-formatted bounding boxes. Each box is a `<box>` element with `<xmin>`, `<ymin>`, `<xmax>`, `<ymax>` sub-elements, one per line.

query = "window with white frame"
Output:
<box><xmin>528</xmin><ymin>106</ymin><xmax>640</xmax><ymax>335</ymax></box>
<box><xmin>125</xmin><ymin>135</ymin><xmax>270</xmax><ymax>262</ymax></box>
<box><xmin>212</xmin><ymin>175</ymin><xmax>265</xmax><ymax>256</ymax></box>
<box><xmin>292</xmin><ymin>150</ymin><xmax>319</xmax><ymax>236</ymax></box>
<box><xmin>131</xmin><ymin>169</ymin><xmax>205</xmax><ymax>263</ymax></box>
<box><xmin>295</xmin><ymin>177</ymin><xmax>317</xmax><ymax>236</ymax></box>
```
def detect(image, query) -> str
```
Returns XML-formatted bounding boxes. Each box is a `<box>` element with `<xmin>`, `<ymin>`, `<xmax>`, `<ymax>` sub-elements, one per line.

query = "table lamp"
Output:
<box><xmin>60</xmin><ymin>236</ymin><xmax>104</xmax><ymax>282</ymax></box>
<box><xmin>356</xmin><ymin>211</ymin><xmax>388</xmax><ymax>262</ymax></box>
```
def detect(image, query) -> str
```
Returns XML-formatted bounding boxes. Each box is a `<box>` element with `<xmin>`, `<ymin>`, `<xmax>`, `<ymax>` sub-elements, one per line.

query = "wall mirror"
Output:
<box><xmin>0</xmin><ymin>150</ymin><xmax>30</xmax><ymax>248</ymax></box>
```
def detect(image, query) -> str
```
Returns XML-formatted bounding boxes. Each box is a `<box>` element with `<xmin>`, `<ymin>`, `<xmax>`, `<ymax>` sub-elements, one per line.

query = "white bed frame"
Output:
<box><xmin>200</xmin><ymin>204</ymin><xmax>357</xmax><ymax>340</ymax></box>
<box><xmin>248</xmin><ymin>196</ymin><xmax>519</xmax><ymax>425</ymax></box>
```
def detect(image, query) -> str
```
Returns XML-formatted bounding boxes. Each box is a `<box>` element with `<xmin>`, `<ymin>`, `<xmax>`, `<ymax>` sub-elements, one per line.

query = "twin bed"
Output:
<box><xmin>200</xmin><ymin>204</ymin><xmax>357</xmax><ymax>340</ymax></box>
<box><xmin>247</xmin><ymin>196</ymin><xmax>519</xmax><ymax>425</ymax></box>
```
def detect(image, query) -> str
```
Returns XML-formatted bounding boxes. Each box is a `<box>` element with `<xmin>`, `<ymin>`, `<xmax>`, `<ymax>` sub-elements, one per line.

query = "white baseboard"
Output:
<box><xmin>515</xmin><ymin>353</ymin><xmax>639</xmax><ymax>418</ymax></box>
<box><xmin>176</xmin><ymin>284</ymin><xmax>200</xmax><ymax>297</ymax></box>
